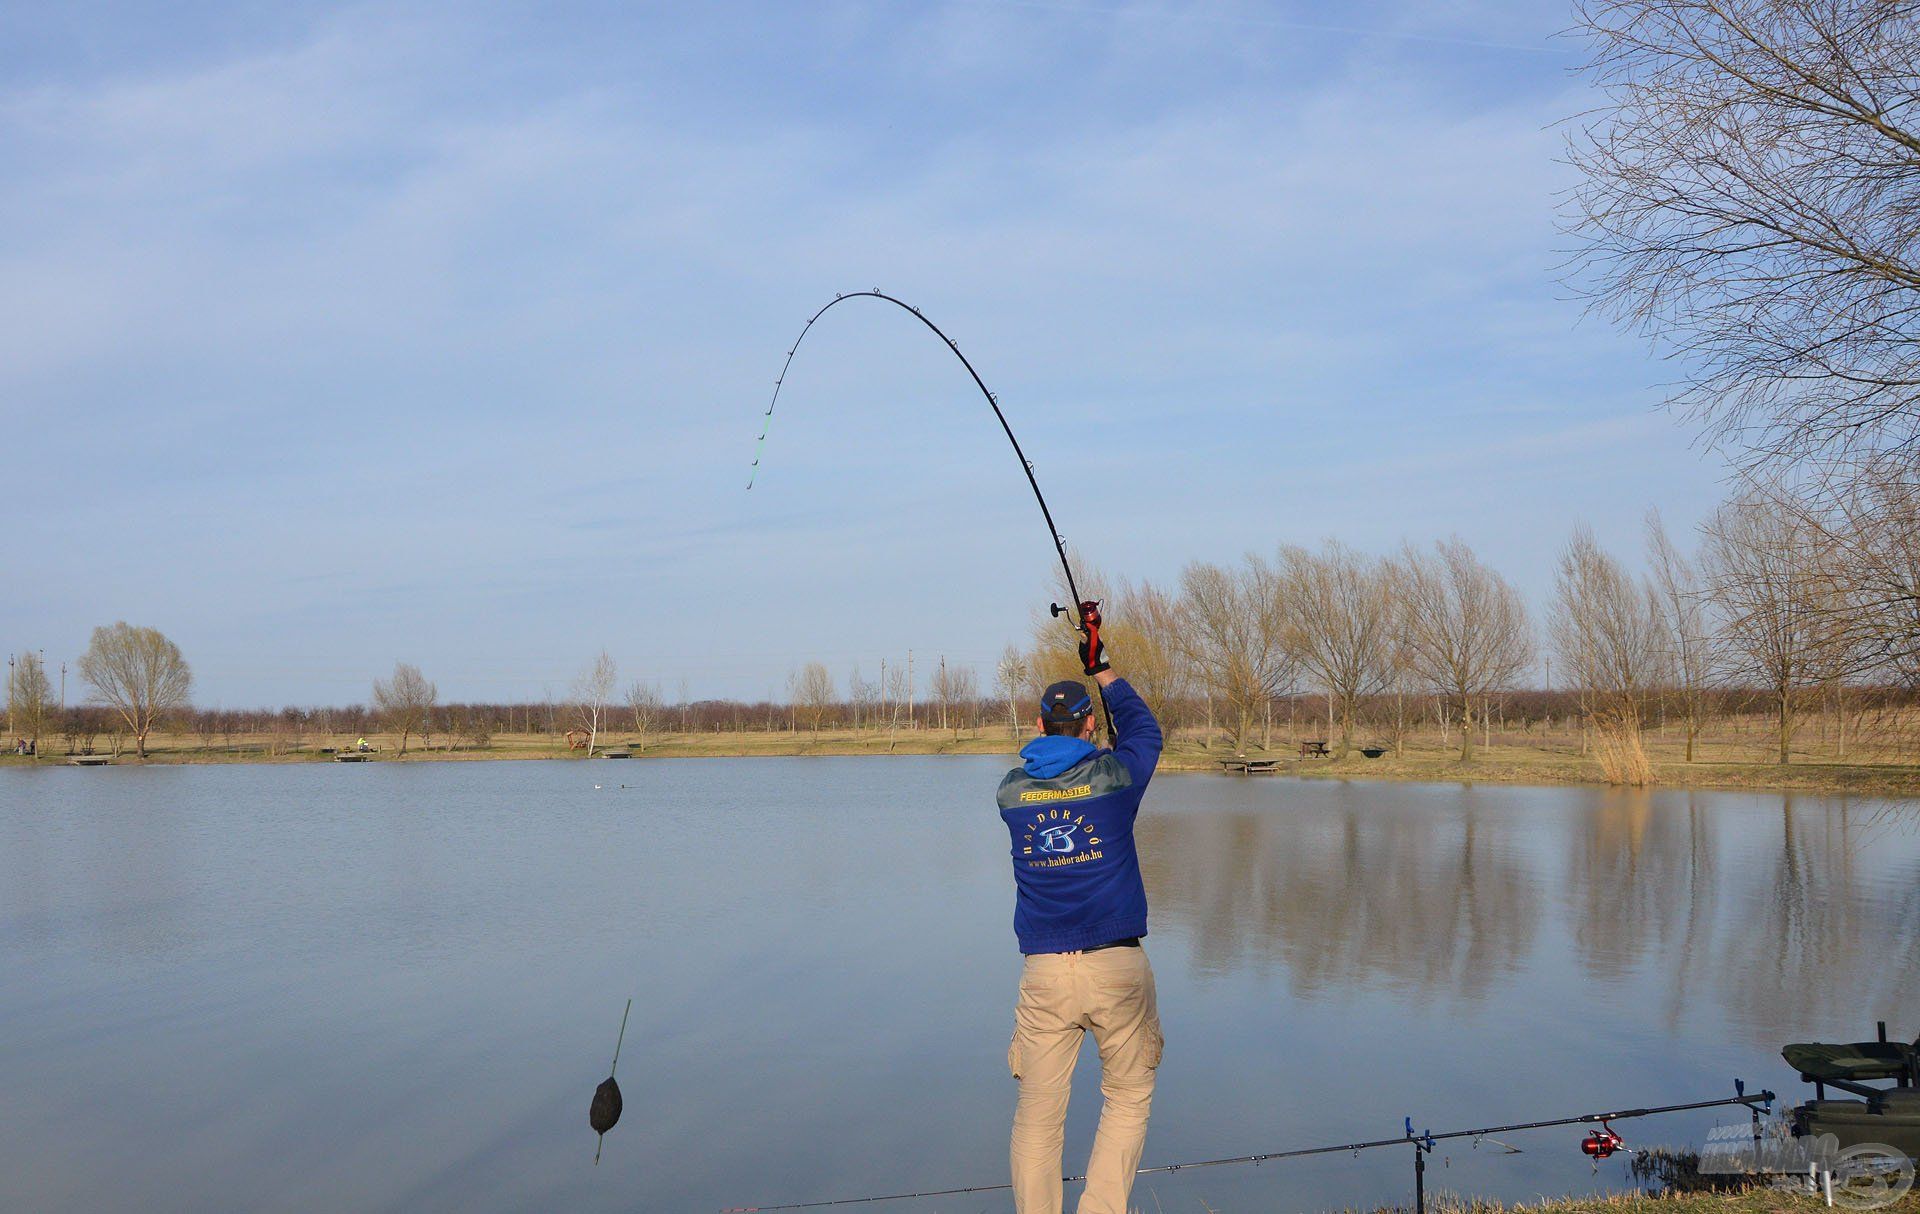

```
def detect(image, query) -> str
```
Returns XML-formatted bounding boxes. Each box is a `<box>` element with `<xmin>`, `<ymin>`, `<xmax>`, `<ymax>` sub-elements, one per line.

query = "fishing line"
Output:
<box><xmin>718</xmin><ymin>1086</ymin><xmax>1774</xmax><ymax>1212</ymax></box>
<box><xmin>750</xmin><ymin>290</ymin><xmax>1113</xmax><ymax>741</ymax></box>
<box><xmin>591</xmin><ymin>998</ymin><xmax>632</xmax><ymax>1165</ymax></box>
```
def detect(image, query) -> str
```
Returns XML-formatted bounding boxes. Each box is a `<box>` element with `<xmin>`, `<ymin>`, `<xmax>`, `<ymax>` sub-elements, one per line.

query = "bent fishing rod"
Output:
<box><xmin>719</xmin><ymin>1084</ymin><xmax>1775</xmax><ymax>1212</ymax></box>
<box><xmin>750</xmin><ymin>291</ymin><xmax>1114</xmax><ymax>742</ymax></box>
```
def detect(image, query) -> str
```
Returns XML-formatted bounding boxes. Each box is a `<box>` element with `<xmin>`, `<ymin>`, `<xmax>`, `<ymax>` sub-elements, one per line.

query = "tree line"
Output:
<box><xmin>11</xmin><ymin>475</ymin><xmax>1920</xmax><ymax>778</ymax></box>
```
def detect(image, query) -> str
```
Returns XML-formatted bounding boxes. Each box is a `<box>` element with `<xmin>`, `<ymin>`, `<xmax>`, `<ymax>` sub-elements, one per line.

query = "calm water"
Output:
<box><xmin>2</xmin><ymin>760</ymin><xmax>1915</xmax><ymax>1214</ymax></box>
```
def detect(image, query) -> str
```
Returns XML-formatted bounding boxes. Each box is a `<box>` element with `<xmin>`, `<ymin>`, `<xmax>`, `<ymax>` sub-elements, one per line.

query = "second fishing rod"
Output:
<box><xmin>720</xmin><ymin>1083</ymin><xmax>1777</xmax><ymax>1214</ymax></box>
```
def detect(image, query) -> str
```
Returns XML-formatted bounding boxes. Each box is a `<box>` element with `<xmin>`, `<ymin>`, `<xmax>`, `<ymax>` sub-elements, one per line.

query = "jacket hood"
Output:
<box><xmin>1020</xmin><ymin>734</ymin><xmax>1098</xmax><ymax>779</ymax></box>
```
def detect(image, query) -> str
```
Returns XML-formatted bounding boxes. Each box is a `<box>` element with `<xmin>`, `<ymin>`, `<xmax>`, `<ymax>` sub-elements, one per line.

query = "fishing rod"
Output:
<box><xmin>719</xmin><ymin>1083</ymin><xmax>1775</xmax><ymax>1213</ymax></box>
<box><xmin>750</xmin><ymin>290</ymin><xmax>1114</xmax><ymax>742</ymax></box>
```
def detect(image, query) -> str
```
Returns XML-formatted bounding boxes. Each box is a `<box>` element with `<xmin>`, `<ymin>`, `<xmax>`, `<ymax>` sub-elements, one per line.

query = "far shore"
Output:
<box><xmin>9</xmin><ymin>726</ymin><xmax>1920</xmax><ymax>798</ymax></box>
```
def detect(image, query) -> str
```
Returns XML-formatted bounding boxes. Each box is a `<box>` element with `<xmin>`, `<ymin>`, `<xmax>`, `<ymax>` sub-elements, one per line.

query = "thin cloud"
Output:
<box><xmin>950</xmin><ymin>0</ymin><xmax>1568</xmax><ymax>54</ymax></box>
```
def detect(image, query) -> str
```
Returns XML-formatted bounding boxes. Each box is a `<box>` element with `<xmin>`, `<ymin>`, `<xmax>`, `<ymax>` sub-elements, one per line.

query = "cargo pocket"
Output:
<box><xmin>1007</xmin><ymin>1033</ymin><xmax>1023</xmax><ymax>1080</ymax></box>
<box><xmin>1144</xmin><ymin>1019</ymin><xmax>1164</xmax><ymax>1070</ymax></box>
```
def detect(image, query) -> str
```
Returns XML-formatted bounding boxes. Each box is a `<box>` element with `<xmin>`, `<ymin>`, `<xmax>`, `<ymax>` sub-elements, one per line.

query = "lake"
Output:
<box><xmin>2</xmin><ymin>759</ymin><xmax>1915</xmax><ymax>1213</ymax></box>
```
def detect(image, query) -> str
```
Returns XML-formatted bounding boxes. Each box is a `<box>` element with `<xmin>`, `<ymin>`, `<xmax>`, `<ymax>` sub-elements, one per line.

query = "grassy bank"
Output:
<box><xmin>8</xmin><ymin>724</ymin><xmax>1920</xmax><ymax>796</ymax></box>
<box><xmin>1372</xmin><ymin>1191</ymin><xmax>1919</xmax><ymax>1214</ymax></box>
<box><xmin>1176</xmin><ymin>740</ymin><xmax>1920</xmax><ymax>798</ymax></box>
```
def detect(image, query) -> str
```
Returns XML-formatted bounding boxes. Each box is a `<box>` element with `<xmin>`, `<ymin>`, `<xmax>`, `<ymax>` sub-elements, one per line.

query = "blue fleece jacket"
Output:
<box><xmin>995</xmin><ymin>678</ymin><xmax>1163</xmax><ymax>954</ymax></box>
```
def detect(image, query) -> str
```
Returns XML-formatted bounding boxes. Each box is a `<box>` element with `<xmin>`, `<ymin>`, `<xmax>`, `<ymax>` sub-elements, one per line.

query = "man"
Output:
<box><xmin>996</xmin><ymin>617</ymin><xmax>1164</xmax><ymax>1214</ymax></box>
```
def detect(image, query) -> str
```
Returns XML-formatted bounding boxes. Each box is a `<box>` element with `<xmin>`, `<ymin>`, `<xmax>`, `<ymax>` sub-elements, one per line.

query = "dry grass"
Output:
<box><xmin>1352</xmin><ymin>1187</ymin><xmax>1920</xmax><ymax>1214</ymax></box>
<box><xmin>0</xmin><ymin>725</ymin><xmax>1028</xmax><ymax>767</ymax></box>
<box><xmin>12</xmin><ymin>712</ymin><xmax>1920</xmax><ymax>797</ymax></box>
<box><xmin>1592</xmin><ymin>717</ymin><xmax>1655</xmax><ymax>787</ymax></box>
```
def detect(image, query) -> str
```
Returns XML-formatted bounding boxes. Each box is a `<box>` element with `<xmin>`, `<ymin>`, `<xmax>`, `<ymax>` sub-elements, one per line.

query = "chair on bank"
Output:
<box><xmin>1785</xmin><ymin>1022</ymin><xmax>1920</xmax><ymax>1158</ymax></box>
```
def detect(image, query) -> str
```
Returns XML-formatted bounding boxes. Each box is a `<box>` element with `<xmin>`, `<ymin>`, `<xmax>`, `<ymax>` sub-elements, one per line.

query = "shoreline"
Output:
<box><xmin>1352</xmin><ymin>1190</ymin><xmax>1920</xmax><ymax>1214</ymax></box>
<box><xmin>8</xmin><ymin>733</ymin><xmax>1920</xmax><ymax>798</ymax></box>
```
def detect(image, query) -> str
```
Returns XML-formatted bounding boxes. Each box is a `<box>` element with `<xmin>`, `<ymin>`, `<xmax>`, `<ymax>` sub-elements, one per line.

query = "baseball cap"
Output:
<box><xmin>1039</xmin><ymin>680</ymin><xmax>1094</xmax><ymax>725</ymax></box>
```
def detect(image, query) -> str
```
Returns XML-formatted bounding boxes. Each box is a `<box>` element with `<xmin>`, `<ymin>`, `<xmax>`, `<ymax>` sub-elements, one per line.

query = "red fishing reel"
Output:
<box><xmin>1580</xmin><ymin>1121</ymin><xmax>1625</xmax><ymax>1160</ymax></box>
<box><xmin>1050</xmin><ymin>599</ymin><xmax>1102</xmax><ymax>640</ymax></box>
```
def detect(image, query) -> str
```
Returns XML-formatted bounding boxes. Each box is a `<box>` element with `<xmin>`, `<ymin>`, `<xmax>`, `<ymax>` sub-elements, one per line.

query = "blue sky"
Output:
<box><xmin>1</xmin><ymin>1</ymin><xmax>1727</xmax><ymax>707</ymax></box>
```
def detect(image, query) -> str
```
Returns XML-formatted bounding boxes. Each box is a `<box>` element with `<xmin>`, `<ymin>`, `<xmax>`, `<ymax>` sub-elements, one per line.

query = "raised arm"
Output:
<box><xmin>1095</xmin><ymin>672</ymin><xmax>1162</xmax><ymax>789</ymax></box>
<box><xmin>1077</xmin><ymin>603</ymin><xmax>1162</xmax><ymax>789</ymax></box>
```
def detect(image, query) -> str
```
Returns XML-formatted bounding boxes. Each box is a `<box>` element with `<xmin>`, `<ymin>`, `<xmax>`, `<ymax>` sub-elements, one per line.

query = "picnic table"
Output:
<box><xmin>1298</xmin><ymin>740</ymin><xmax>1331</xmax><ymax>758</ymax></box>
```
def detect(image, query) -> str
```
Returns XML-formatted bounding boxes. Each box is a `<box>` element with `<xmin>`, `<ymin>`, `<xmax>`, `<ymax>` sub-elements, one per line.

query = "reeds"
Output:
<box><xmin>1593</xmin><ymin>713</ymin><xmax>1655</xmax><ymax>787</ymax></box>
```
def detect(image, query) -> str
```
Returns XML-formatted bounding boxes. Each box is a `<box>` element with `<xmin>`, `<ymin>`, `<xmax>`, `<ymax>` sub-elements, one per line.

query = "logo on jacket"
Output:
<box><xmin>1021</xmin><ymin>808</ymin><xmax>1103</xmax><ymax>857</ymax></box>
<box><xmin>1037</xmin><ymin>823</ymin><xmax>1078</xmax><ymax>853</ymax></box>
<box><xmin>1020</xmin><ymin>784</ymin><xmax>1092</xmax><ymax>802</ymax></box>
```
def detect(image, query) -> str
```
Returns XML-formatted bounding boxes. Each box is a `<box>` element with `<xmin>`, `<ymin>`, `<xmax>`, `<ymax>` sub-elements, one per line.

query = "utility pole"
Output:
<box><xmin>938</xmin><ymin>655</ymin><xmax>949</xmax><ymax>732</ymax></box>
<box><xmin>60</xmin><ymin>661</ymin><xmax>66</xmax><ymax>708</ymax></box>
<box><xmin>907</xmin><ymin>650</ymin><xmax>914</xmax><ymax>730</ymax></box>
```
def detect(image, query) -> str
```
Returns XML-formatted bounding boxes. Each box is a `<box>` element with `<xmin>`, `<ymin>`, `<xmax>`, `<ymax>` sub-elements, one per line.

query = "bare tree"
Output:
<box><xmin>1702</xmin><ymin>487</ymin><xmax>1858</xmax><ymax>762</ymax></box>
<box><xmin>930</xmin><ymin>656</ymin><xmax>957</xmax><ymax>732</ymax></box>
<box><xmin>1107</xmin><ymin>578</ymin><xmax>1192</xmax><ymax>732</ymax></box>
<box><xmin>1177</xmin><ymin>556</ymin><xmax>1296</xmax><ymax>750</ymax></box>
<box><xmin>1567</xmin><ymin>1</ymin><xmax>1920</xmax><ymax>470</ymax></box>
<box><xmin>573</xmin><ymin>650</ymin><xmax>618</xmax><ymax>757</ymax></box>
<box><xmin>945</xmin><ymin>664</ymin><xmax>980</xmax><ymax>733</ymax></box>
<box><xmin>372</xmin><ymin>662</ymin><xmax>436</xmax><ymax>756</ymax></box>
<box><xmin>994</xmin><ymin>644</ymin><xmax>1030</xmax><ymax>737</ymax></box>
<box><xmin>790</xmin><ymin>662</ymin><xmax>836</xmax><ymax>733</ymax></box>
<box><xmin>1398</xmin><ymin>539</ymin><xmax>1534</xmax><ymax>761</ymax></box>
<box><xmin>625</xmin><ymin>680</ymin><xmax>663</xmax><ymax>753</ymax></box>
<box><xmin>459</xmin><ymin>707</ymin><xmax>493</xmax><ymax>750</ymax></box>
<box><xmin>1278</xmin><ymin>541</ymin><xmax>1397</xmax><ymax>757</ymax></box>
<box><xmin>1550</xmin><ymin>526</ymin><xmax>1668</xmax><ymax>783</ymax></box>
<box><xmin>883</xmin><ymin>660</ymin><xmax>909</xmax><ymax>749</ymax></box>
<box><xmin>77</xmin><ymin>622</ymin><xmax>192</xmax><ymax>759</ymax></box>
<box><xmin>847</xmin><ymin>665</ymin><xmax>878</xmax><ymax>731</ymax></box>
<box><xmin>1782</xmin><ymin>458</ymin><xmax>1920</xmax><ymax>689</ymax></box>
<box><xmin>1646</xmin><ymin>509</ymin><xmax>1719</xmax><ymax>760</ymax></box>
<box><xmin>1552</xmin><ymin>526</ymin><xmax>1669</xmax><ymax>721</ymax></box>
<box><xmin>7</xmin><ymin>651</ymin><xmax>54</xmax><ymax>751</ymax></box>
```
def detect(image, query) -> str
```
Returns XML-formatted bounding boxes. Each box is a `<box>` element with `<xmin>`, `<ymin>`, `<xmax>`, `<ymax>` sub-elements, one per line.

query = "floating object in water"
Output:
<box><xmin>591</xmin><ymin>999</ymin><xmax>632</xmax><ymax>1164</ymax></box>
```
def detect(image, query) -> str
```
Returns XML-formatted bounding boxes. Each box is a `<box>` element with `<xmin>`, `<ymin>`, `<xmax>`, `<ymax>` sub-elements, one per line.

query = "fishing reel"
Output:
<box><xmin>1580</xmin><ymin>1121</ymin><xmax>1626</xmax><ymax>1161</ymax></box>
<box><xmin>1050</xmin><ymin>599</ymin><xmax>1101</xmax><ymax>635</ymax></box>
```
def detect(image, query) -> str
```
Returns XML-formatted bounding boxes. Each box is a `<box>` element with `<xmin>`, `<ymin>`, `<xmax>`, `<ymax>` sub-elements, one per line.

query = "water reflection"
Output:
<box><xmin>1141</xmin><ymin>781</ymin><xmax>1920</xmax><ymax>1042</ymax></box>
<box><xmin>1140</xmin><ymin>786</ymin><xmax>1542</xmax><ymax>999</ymax></box>
<box><xmin>1709</xmin><ymin>796</ymin><xmax>1920</xmax><ymax>1037</ymax></box>
<box><xmin>5</xmin><ymin>763</ymin><xmax>1919</xmax><ymax>1214</ymax></box>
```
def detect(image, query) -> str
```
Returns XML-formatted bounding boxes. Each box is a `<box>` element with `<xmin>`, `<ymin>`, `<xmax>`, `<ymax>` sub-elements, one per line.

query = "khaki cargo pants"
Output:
<box><xmin>1008</xmin><ymin>944</ymin><xmax>1163</xmax><ymax>1214</ymax></box>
